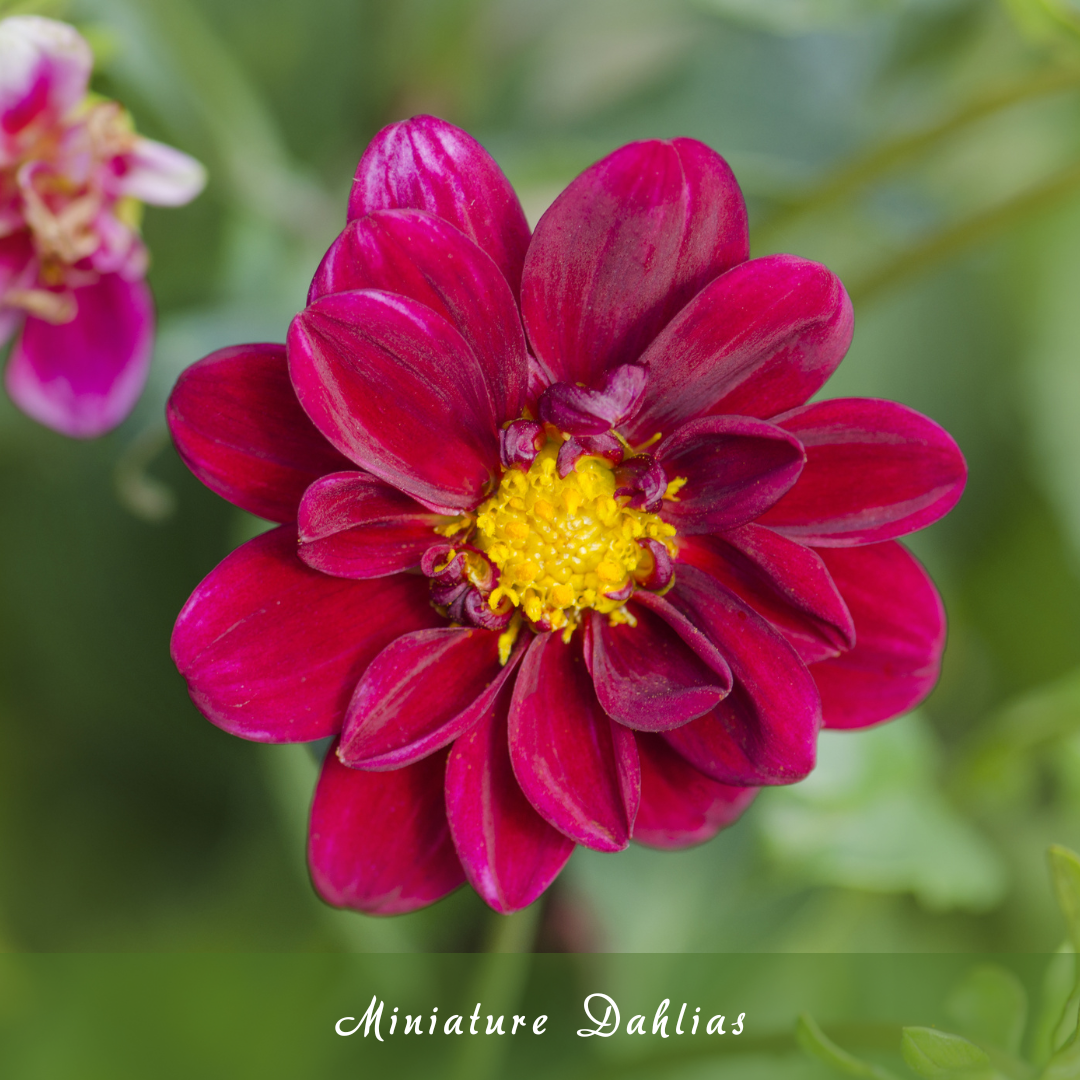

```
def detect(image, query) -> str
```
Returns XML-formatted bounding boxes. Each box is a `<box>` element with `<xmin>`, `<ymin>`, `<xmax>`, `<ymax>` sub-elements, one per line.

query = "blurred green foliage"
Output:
<box><xmin>2</xmin><ymin>0</ymin><xmax>1080</xmax><ymax>971</ymax></box>
<box><xmin>797</xmin><ymin>845</ymin><xmax>1080</xmax><ymax>1080</ymax></box>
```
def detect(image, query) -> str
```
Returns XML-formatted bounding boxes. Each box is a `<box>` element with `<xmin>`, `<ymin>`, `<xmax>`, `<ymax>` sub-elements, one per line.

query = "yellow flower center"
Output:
<box><xmin>446</xmin><ymin>436</ymin><xmax>678</xmax><ymax>642</ymax></box>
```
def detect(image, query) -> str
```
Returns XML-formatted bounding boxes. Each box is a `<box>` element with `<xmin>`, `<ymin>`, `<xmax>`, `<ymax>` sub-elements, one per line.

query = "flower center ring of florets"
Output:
<box><xmin>422</xmin><ymin>364</ymin><xmax>684</xmax><ymax>662</ymax></box>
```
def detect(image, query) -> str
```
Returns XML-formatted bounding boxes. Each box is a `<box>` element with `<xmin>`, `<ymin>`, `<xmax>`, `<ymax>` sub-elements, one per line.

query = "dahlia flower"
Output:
<box><xmin>168</xmin><ymin>116</ymin><xmax>965</xmax><ymax>915</ymax></box>
<box><xmin>0</xmin><ymin>15</ymin><xmax>205</xmax><ymax>437</ymax></box>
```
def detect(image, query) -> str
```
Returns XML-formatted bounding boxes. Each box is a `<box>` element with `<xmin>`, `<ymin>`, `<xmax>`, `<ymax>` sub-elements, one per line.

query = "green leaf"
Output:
<box><xmin>946</xmin><ymin>966</ymin><xmax>1028</xmax><ymax>1055</ymax></box>
<box><xmin>1044</xmin><ymin>1032</ymin><xmax>1080</xmax><ymax>1080</ymax></box>
<box><xmin>796</xmin><ymin>1014</ymin><xmax>901</xmax><ymax>1080</ymax></box>
<box><xmin>901</xmin><ymin>1028</ymin><xmax>992</xmax><ymax>1078</ymax></box>
<box><xmin>1031</xmin><ymin>950</ymin><xmax>1078</xmax><ymax>1068</ymax></box>
<box><xmin>1050</xmin><ymin>846</ymin><xmax>1080</xmax><ymax>954</ymax></box>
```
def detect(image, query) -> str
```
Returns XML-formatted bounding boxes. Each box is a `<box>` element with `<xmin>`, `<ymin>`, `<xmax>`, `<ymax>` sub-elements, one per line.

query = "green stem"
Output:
<box><xmin>846</xmin><ymin>158</ymin><xmax>1080</xmax><ymax>304</ymax></box>
<box><xmin>484</xmin><ymin>902</ymin><xmax>543</xmax><ymax>954</ymax></box>
<box><xmin>755</xmin><ymin>66</ymin><xmax>1080</xmax><ymax>242</ymax></box>
<box><xmin>448</xmin><ymin>904</ymin><xmax>542</xmax><ymax>1080</ymax></box>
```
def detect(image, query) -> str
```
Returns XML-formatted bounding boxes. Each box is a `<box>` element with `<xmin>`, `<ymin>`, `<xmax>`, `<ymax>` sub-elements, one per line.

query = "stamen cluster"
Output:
<box><xmin>423</xmin><ymin>365</ymin><xmax>686</xmax><ymax>650</ymax></box>
<box><xmin>472</xmin><ymin>434</ymin><xmax>675</xmax><ymax>632</ymax></box>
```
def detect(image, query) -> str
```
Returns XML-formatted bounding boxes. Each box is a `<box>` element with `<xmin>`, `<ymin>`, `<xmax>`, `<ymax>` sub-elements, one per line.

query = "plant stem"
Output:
<box><xmin>756</xmin><ymin>66</ymin><xmax>1080</xmax><ymax>243</ymax></box>
<box><xmin>846</xmin><ymin>158</ymin><xmax>1080</xmax><ymax>304</ymax></box>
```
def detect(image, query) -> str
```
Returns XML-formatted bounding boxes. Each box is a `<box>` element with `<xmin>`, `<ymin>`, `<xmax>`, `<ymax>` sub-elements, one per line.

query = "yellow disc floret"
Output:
<box><xmin>461</xmin><ymin>435</ymin><xmax>677</xmax><ymax>637</ymax></box>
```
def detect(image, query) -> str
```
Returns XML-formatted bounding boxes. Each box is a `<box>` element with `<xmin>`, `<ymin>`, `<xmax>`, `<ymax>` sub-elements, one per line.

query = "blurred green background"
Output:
<box><xmin>2</xmin><ymin>0</ymin><xmax>1080</xmax><ymax>964</ymax></box>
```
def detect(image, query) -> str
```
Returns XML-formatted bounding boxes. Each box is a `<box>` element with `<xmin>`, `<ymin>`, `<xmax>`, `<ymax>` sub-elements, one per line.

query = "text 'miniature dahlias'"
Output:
<box><xmin>0</xmin><ymin>16</ymin><xmax>205</xmax><ymax>437</ymax></box>
<box><xmin>168</xmin><ymin>115</ymin><xmax>965</xmax><ymax>915</ymax></box>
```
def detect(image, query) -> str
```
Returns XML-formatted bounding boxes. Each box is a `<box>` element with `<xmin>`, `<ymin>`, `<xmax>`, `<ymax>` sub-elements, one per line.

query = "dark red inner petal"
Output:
<box><xmin>585</xmin><ymin>607</ymin><xmax>730</xmax><ymax>731</ymax></box>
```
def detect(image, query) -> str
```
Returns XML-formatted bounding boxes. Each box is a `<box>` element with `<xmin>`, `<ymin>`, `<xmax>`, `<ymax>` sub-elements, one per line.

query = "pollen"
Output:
<box><xmin>470</xmin><ymin>436</ymin><xmax>677</xmax><ymax>635</ymax></box>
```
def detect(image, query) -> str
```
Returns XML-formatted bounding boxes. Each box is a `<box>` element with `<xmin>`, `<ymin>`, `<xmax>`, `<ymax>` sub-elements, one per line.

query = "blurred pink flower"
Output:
<box><xmin>0</xmin><ymin>15</ymin><xmax>205</xmax><ymax>437</ymax></box>
<box><xmin>168</xmin><ymin>116</ymin><xmax>965</xmax><ymax>915</ymax></box>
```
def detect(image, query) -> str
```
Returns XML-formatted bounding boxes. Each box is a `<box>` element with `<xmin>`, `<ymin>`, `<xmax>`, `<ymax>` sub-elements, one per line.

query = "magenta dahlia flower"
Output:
<box><xmin>0</xmin><ymin>16</ymin><xmax>205</xmax><ymax>437</ymax></box>
<box><xmin>168</xmin><ymin>116</ymin><xmax>965</xmax><ymax>915</ymax></box>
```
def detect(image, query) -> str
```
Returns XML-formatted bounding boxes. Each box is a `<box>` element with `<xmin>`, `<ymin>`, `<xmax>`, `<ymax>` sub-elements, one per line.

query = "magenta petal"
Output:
<box><xmin>348</xmin><ymin>115</ymin><xmax>531</xmax><ymax>294</ymax></box>
<box><xmin>339</xmin><ymin>628</ymin><xmax>521</xmax><ymax>769</ymax></box>
<box><xmin>679</xmin><ymin>526</ymin><xmax>854</xmax><ymax>665</ymax></box>
<box><xmin>656</xmin><ymin>415</ymin><xmax>805</xmax><ymax>533</ymax></box>
<box><xmin>5</xmin><ymin>273</ymin><xmax>152</xmax><ymax>438</ymax></box>
<box><xmin>167</xmin><ymin>343</ymin><xmax>353</xmax><ymax>523</ymax></box>
<box><xmin>811</xmin><ymin>543</ymin><xmax>946</xmax><ymax>729</ymax></box>
<box><xmin>297</xmin><ymin>471</ymin><xmax>442</xmax><ymax>578</ymax></box>
<box><xmin>171</xmin><ymin>526</ymin><xmax>441</xmax><ymax>742</ymax></box>
<box><xmin>584</xmin><ymin>608</ymin><xmax>731</xmax><ymax>731</ymax></box>
<box><xmin>625</xmin><ymin>255</ymin><xmax>853</xmax><ymax>442</ymax></box>
<box><xmin>633</xmin><ymin>733</ymin><xmax>757</xmax><ymax>850</ymax></box>
<box><xmin>287</xmin><ymin>290</ymin><xmax>499</xmax><ymax>513</ymax></box>
<box><xmin>309</xmin><ymin>746</ymin><xmax>464</xmax><ymax>915</ymax></box>
<box><xmin>119</xmin><ymin>137</ymin><xmax>206</xmax><ymax>206</ymax></box>
<box><xmin>308</xmin><ymin>209</ymin><xmax>527</xmax><ymax>424</ymax></box>
<box><xmin>509</xmin><ymin>633</ymin><xmax>640</xmax><ymax>851</ymax></box>
<box><xmin>658</xmin><ymin>565</ymin><xmax>821</xmax><ymax>785</ymax></box>
<box><xmin>759</xmin><ymin>398</ymin><xmax>967</xmax><ymax>546</ymax></box>
<box><xmin>446</xmin><ymin>676</ymin><xmax>575</xmax><ymax>913</ymax></box>
<box><xmin>0</xmin><ymin>16</ymin><xmax>92</xmax><ymax>136</ymax></box>
<box><xmin>521</xmin><ymin>138</ymin><xmax>748</xmax><ymax>388</ymax></box>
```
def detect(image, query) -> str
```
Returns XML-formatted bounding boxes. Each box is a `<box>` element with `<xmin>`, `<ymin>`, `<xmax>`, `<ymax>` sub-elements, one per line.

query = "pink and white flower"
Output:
<box><xmin>0</xmin><ymin>15</ymin><xmax>205</xmax><ymax>437</ymax></box>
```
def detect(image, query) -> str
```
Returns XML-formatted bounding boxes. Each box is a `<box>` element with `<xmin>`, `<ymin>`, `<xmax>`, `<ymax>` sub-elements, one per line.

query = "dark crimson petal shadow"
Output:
<box><xmin>811</xmin><ymin>542</ymin><xmax>946</xmax><ymax>729</ymax></box>
<box><xmin>298</xmin><ymin>470</ymin><xmax>443</xmax><ymax>579</ymax></box>
<box><xmin>656</xmin><ymin>416</ymin><xmax>805</xmax><ymax>533</ymax></box>
<box><xmin>167</xmin><ymin>343</ymin><xmax>353</xmax><ymax>523</ymax></box>
<box><xmin>625</xmin><ymin>255</ymin><xmax>852</xmax><ymax>442</ymax></box>
<box><xmin>509</xmin><ymin>633</ymin><xmax>639</xmax><ymax>851</ymax></box>
<box><xmin>308</xmin><ymin>209</ymin><xmax>527</xmax><ymax>424</ymax></box>
<box><xmin>655</xmin><ymin>565</ymin><xmax>821</xmax><ymax>785</ymax></box>
<box><xmin>309</xmin><ymin>746</ymin><xmax>464</xmax><ymax>915</ymax></box>
<box><xmin>5</xmin><ymin>272</ymin><xmax>152</xmax><ymax>438</ymax></box>
<box><xmin>348</xmin><ymin>115</ymin><xmax>531</xmax><ymax>293</ymax></box>
<box><xmin>758</xmin><ymin>398</ymin><xmax>967</xmax><ymax>546</ymax></box>
<box><xmin>339</xmin><ymin>628</ymin><xmax>524</xmax><ymax>769</ymax></box>
<box><xmin>446</xmin><ymin>675</ymin><xmax>575</xmax><ymax>913</ymax></box>
<box><xmin>521</xmin><ymin>138</ymin><xmax>748</xmax><ymax>389</ymax></box>
<box><xmin>633</xmin><ymin>733</ymin><xmax>758</xmax><ymax>850</ymax></box>
<box><xmin>678</xmin><ymin>526</ymin><xmax>854</xmax><ymax>665</ymax></box>
<box><xmin>288</xmin><ymin>289</ymin><xmax>499</xmax><ymax>514</ymax></box>
<box><xmin>584</xmin><ymin>607</ymin><xmax>731</xmax><ymax>731</ymax></box>
<box><xmin>171</xmin><ymin>525</ymin><xmax>441</xmax><ymax>742</ymax></box>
